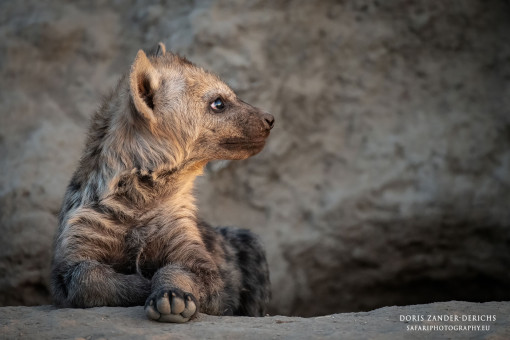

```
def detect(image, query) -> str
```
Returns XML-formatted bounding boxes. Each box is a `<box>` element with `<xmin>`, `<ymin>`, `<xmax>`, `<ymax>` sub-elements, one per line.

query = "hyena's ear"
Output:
<box><xmin>156</xmin><ymin>42</ymin><xmax>166</xmax><ymax>57</ymax></box>
<box><xmin>129</xmin><ymin>49</ymin><xmax>161</xmax><ymax>123</ymax></box>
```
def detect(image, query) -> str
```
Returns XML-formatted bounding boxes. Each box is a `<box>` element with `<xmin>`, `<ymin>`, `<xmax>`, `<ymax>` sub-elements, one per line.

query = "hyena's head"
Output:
<box><xmin>129</xmin><ymin>43</ymin><xmax>274</xmax><ymax>167</ymax></box>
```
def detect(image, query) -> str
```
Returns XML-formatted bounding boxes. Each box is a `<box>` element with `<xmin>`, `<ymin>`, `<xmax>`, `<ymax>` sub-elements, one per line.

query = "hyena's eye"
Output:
<box><xmin>210</xmin><ymin>98</ymin><xmax>225</xmax><ymax>112</ymax></box>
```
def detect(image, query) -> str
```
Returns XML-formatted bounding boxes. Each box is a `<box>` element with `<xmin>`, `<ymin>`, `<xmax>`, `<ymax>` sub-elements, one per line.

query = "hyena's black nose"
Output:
<box><xmin>262</xmin><ymin>113</ymin><xmax>275</xmax><ymax>130</ymax></box>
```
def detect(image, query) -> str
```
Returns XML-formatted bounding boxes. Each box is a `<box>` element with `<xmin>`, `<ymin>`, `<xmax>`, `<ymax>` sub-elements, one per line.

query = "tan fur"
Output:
<box><xmin>51</xmin><ymin>44</ymin><xmax>274</xmax><ymax>320</ymax></box>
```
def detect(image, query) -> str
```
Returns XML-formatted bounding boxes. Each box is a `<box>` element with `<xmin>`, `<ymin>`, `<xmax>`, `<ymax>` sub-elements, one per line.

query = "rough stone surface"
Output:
<box><xmin>1</xmin><ymin>0</ymin><xmax>510</xmax><ymax>316</ymax></box>
<box><xmin>0</xmin><ymin>301</ymin><xmax>508</xmax><ymax>339</ymax></box>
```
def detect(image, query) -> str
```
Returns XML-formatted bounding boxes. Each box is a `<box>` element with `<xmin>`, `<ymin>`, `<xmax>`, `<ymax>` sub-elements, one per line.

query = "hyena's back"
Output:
<box><xmin>199</xmin><ymin>223</ymin><xmax>271</xmax><ymax>316</ymax></box>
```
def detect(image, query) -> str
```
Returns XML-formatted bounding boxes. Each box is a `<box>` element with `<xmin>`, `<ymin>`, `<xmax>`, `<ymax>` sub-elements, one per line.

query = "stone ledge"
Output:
<box><xmin>0</xmin><ymin>301</ymin><xmax>508</xmax><ymax>339</ymax></box>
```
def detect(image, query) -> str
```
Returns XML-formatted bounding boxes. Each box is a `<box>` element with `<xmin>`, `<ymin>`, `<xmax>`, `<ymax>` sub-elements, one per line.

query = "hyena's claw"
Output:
<box><xmin>145</xmin><ymin>299</ymin><xmax>161</xmax><ymax>320</ymax></box>
<box><xmin>145</xmin><ymin>288</ymin><xmax>197</xmax><ymax>323</ymax></box>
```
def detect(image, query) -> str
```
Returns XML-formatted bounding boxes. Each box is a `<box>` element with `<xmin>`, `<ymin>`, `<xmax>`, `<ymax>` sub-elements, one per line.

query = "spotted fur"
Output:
<box><xmin>51</xmin><ymin>44</ymin><xmax>273</xmax><ymax>321</ymax></box>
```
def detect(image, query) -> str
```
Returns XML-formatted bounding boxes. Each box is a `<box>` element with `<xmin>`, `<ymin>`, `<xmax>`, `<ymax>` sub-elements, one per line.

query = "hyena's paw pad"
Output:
<box><xmin>145</xmin><ymin>288</ymin><xmax>197</xmax><ymax>323</ymax></box>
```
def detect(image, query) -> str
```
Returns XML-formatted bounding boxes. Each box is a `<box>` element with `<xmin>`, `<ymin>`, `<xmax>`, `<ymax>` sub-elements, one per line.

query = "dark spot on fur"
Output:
<box><xmin>69</xmin><ymin>178</ymin><xmax>81</xmax><ymax>192</ymax></box>
<box><xmin>59</xmin><ymin>179</ymin><xmax>83</xmax><ymax>223</ymax></box>
<box><xmin>237</xmin><ymin>249</ymin><xmax>249</xmax><ymax>266</ymax></box>
<box><xmin>137</xmin><ymin>173</ymin><xmax>154</xmax><ymax>187</ymax></box>
<box><xmin>62</xmin><ymin>194</ymin><xmax>79</xmax><ymax>213</ymax></box>
<box><xmin>156</xmin><ymin>167</ymin><xmax>179</xmax><ymax>179</ymax></box>
<box><xmin>90</xmin><ymin>145</ymin><xmax>102</xmax><ymax>158</ymax></box>
<box><xmin>198</xmin><ymin>221</ymin><xmax>218</xmax><ymax>253</ymax></box>
<box><xmin>256</xmin><ymin>272</ymin><xmax>266</xmax><ymax>285</ymax></box>
<box><xmin>86</xmin><ymin>183</ymin><xmax>99</xmax><ymax>202</ymax></box>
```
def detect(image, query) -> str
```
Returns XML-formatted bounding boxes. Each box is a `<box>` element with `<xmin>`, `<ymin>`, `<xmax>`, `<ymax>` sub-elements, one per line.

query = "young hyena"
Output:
<box><xmin>51</xmin><ymin>43</ymin><xmax>274</xmax><ymax>323</ymax></box>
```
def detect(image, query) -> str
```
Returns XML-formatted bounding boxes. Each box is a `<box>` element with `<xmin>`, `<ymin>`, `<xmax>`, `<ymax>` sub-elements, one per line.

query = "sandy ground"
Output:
<box><xmin>0</xmin><ymin>301</ymin><xmax>508</xmax><ymax>339</ymax></box>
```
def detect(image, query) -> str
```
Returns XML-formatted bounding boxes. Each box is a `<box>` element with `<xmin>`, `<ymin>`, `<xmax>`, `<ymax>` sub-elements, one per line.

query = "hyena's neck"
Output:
<box><xmin>75</xmin><ymin>77</ymin><xmax>202</xmax><ymax>213</ymax></box>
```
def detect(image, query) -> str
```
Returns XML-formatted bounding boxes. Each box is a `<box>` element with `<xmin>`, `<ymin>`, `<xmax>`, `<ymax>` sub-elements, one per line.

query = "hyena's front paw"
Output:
<box><xmin>144</xmin><ymin>288</ymin><xmax>198</xmax><ymax>323</ymax></box>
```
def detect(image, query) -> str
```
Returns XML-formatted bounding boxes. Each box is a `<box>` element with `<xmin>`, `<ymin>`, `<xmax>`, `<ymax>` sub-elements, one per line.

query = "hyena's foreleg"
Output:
<box><xmin>144</xmin><ymin>255</ymin><xmax>227</xmax><ymax>323</ymax></box>
<box><xmin>144</xmin><ymin>264</ymin><xmax>202</xmax><ymax>323</ymax></box>
<box><xmin>51</xmin><ymin>260</ymin><xmax>151</xmax><ymax>307</ymax></box>
<box><xmin>52</xmin><ymin>209</ymin><xmax>152</xmax><ymax>307</ymax></box>
<box><xmin>142</xmin><ymin>217</ymin><xmax>227</xmax><ymax>323</ymax></box>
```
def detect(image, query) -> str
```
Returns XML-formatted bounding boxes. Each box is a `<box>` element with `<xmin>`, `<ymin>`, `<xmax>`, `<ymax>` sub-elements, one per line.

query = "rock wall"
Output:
<box><xmin>1</xmin><ymin>0</ymin><xmax>510</xmax><ymax>316</ymax></box>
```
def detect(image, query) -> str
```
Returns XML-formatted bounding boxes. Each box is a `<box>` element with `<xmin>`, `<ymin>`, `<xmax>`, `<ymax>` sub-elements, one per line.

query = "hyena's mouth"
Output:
<box><xmin>220</xmin><ymin>138</ymin><xmax>267</xmax><ymax>150</ymax></box>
